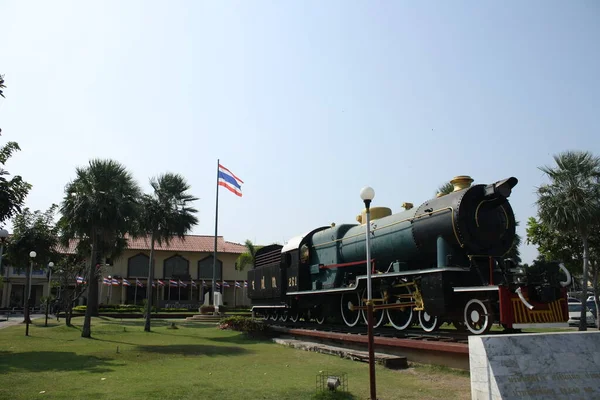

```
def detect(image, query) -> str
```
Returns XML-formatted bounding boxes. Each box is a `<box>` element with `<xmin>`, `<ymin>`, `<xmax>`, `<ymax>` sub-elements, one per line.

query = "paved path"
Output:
<box><xmin>0</xmin><ymin>313</ymin><xmax>45</xmax><ymax>330</ymax></box>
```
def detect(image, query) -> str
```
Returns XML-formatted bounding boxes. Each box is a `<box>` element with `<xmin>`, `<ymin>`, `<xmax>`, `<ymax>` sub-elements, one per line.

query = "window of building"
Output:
<box><xmin>198</xmin><ymin>256</ymin><xmax>222</xmax><ymax>280</ymax></box>
<box><xmin>164</xmin><ymin>255</ymin><xmax>190</xmax><ymax>279</ymax></box>
<box><xmin>128</xmin><ymin>253</ymin><xmax>149</xmax><ymax>278</ymax></box>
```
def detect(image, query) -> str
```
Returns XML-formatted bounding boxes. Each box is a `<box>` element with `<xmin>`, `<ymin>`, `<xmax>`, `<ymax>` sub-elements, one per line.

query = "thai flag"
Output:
<box><xmin>136</xmin><ymin>278</ymin><xmax>144</xmax><ymax>287</ymax></box>
<box><xmin>178</xmin><ymin>279</ymin><xmax>187</xmax><ymax>288</ymax></box>
<box><xmin>76</xmin><ymin>276</ymin><xmax>85</xmax><ymax>284</ymax></box>
<box><xmin>215</xmin><ymin>282</ymin><xmax>221</xmax><ymax>289</ymax></box>
<box><xmin>191</xmin><ymin>280</ymin><xmax>197</xmax><ymax>288</ymax></box>
<box><xmin>235</xmin><ymin>281</ymin><xmax>241</xmax><ymax>288</ymax></box>
<box><xmin>202</xmin><ymin>280</ymin><xmax>206</xmax><ymax>287</ymax></box>
<box><xmin>122</xmin><ymin>279</ymin><xmax>131</xmax><ymax>286</ymax></box>
<box><xmin>244</xmin><ymin>280</ymin><xmax>248</xmax><ymax>288</ymax></box>
<box><xmin>111</xmin><ymin>278</ymin><xmax>120</xmax><ymax>286</ymax></box>
<box><xmin>103</xmin><ymin>277</ymin><xmax>111</xmax><ymax>285</ymax></box>
<box><xmin>218</xmin><ymin>164</ymin><xmax>244</xmax><ymax>197</ymax></box>
<box><xmin>169</xmin><ymin>279</ymin><xmax>178</xmax><ymax>287</ymax></box>
<box><xmin>157</xmin><ymin>280</ymin><xmax>165</xmax><ymax>287</ymax></box>
<box><xmin>222</xmin><ymin>281</ymin><xmax>230</xmax><ymax>288</ymax></box>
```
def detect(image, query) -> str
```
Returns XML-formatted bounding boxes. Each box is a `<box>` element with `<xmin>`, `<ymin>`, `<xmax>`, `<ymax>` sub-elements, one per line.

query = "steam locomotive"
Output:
<box><xmin>247</xmin><ymin>175</ymin><xmax>570</xmax><ymax>335</ymax></box>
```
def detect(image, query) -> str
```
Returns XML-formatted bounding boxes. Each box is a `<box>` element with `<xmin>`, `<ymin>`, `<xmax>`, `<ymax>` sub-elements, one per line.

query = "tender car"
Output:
<box><xmin>568</xmin><ymin>303</ymin><xmax>596</xmax><ymax>327</ymax></box>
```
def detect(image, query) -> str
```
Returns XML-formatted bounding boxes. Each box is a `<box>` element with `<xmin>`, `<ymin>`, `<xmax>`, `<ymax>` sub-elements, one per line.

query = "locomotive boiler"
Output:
<box><xmin>247</xmin><ymin>175</ymin><xmax>570</xmax><ymax>335</ymax></box>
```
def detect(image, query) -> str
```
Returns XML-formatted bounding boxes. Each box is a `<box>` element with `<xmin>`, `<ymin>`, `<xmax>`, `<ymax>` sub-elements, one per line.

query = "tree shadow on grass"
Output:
<box><xmin>135</xmin><ymin>344</ymin><xmax>251</xmax><ymax>357</ymax></box>
<box><xmin>152</xmin><ymin>331</ymin><xmax>211</xmax><ymax>340</ymax></box>
<box><xmin>208</xmin><ymin>333</ymin><xmax>273</xmax><ymax>345</ymax></box>
<box><xmin>0</xmin><ymin>351</ymin><xmax>120</xmax><ymax>373</ymax></box>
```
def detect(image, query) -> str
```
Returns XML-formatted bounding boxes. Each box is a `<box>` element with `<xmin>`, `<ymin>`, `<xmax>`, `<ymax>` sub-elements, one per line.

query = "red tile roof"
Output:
<box><xmin>126</xmin><ymin>235</ymin><xmax>246</xmax><ymax>254</ymax></box>
<box><xmin>59</xmin><ymin>235</ymin><xmax>246</xmax><ymax>255</ymax></box>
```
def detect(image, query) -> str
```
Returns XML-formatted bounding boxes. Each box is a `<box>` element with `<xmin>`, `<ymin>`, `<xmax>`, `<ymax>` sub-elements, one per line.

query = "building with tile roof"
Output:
<box><xmin>0</xmin><ymin>234</ymin><xmax>252</xmax><ymax>310</ymax></box>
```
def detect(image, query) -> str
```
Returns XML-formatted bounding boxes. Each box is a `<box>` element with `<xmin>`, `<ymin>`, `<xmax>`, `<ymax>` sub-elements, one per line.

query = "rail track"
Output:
<box><xmin>264</xmin><ymin>320</ymin><xmax>522</xmax><ymax>370</ymax></box>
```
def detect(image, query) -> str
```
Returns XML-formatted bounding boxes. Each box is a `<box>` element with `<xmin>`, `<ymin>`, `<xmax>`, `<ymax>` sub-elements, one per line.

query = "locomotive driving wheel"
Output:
<box><xmin>418</xmin><ymin>310</ymin><xmax>442</xmax><ymax>332</ymax></box>
<box><xmin>386</xmin><ymin>286</ymin><xmax>414</xmax><ymax>331</ymax></box>
<box><xmin>360</xmin><ymin>289</ymin><xmax>386</xmax><ymax>328</ymax></box>
<box><xmin>279</xmin><ymin>310</ymin><xmax>288</xmax><ymax>322</ymax></box>
<box><xmin>464</xmin><ymin>299</ymin><xmax>493</xmax><ymax>335</ymax></box>
<box><xmin>341</xmin><ymin>292</ymin><xmax>361</xmax><ymax>327</ymax></box>
<box><xmin>288</xmin><ymin>311</ymin><xmax>299</xmax><ymax>323</ymax></box>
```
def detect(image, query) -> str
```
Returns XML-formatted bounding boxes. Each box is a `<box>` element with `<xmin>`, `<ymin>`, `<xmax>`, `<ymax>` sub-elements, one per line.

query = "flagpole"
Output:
<box><xmin>212</xmin><ymin>158</ymin><xmax>220</xmax><ymax>306</ymax></box>
<box><xmin>134</xmin><ymin>280</ymin><xmax>138</xmax><ymax>306</ymax></box>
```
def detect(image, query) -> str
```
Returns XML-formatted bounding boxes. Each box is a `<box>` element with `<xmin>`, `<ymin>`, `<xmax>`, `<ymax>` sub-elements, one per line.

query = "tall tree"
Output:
<box><xmin>236</xmin><ymin>240</ymin><xmax>261</xmax><ymax>271</ymax></box>
<box><xmin>59</xmin><ymin>159</ymin><xmax>142</xmax><ymax>338</ymax></box>
<box><xmin>0</xmin><ymin>73</ymin><xmax>6</xmax><ymax>98</ymax></box>
<box><xmin>138</xmin><ymin>173</ymin><xmax>198</xmax><ymax>332</ymax></box>
<box><xmin>0</xmin><ymin>74</ymin><xmax>32</xmax><ymax>225</ymax></box>
<box><xmin>5</xmin><ymin>205</ymin><xmax>59</xmax><ymax>333</ymax></box>
<box><xmin>535</xmin><ymin>150</ymin><xmax>600</xmax><ymax>331</ymax></box>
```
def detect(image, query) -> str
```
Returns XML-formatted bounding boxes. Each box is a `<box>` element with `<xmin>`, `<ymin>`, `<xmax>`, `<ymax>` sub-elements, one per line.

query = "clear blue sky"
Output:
<box><xmin>1</xmin><ymin>1</ymin><xmax>599</xmax><ymax>264</ymax></box>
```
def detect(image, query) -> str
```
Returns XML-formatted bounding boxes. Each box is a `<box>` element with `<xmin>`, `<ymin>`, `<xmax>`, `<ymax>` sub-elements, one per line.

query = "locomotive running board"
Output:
<box><xmin>453</xmin><ymin>286</ymin><xmax>499</xmax><ymax>292</ymax></box>
<box><xmin>286</xmin><ymin>267</ymin><xmax>469</xmax><ymax>296</ymax></box>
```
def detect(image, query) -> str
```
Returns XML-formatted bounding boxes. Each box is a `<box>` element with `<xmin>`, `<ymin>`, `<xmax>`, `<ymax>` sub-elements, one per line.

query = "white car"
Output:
<box><xmin>568</xmin><ymin>303</ymin><xmax>595</xmax><ymax>327</ymax></box>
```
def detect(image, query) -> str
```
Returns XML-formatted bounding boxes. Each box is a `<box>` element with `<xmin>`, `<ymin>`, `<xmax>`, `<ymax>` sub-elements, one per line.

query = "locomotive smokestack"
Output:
<box><xmin>450</xmin><ymin>176</ymin><xmax>474</xmax><ymax>192</ymax></box>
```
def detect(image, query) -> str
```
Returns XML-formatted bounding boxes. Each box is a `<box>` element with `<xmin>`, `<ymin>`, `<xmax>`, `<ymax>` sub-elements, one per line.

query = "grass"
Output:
<box><xmin>0</xmin><ymin>317</ymin><xmax>470</xmax><ymax>400</ymax></box>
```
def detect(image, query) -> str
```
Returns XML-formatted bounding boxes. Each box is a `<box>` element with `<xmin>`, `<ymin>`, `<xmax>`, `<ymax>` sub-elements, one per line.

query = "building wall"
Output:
<box><xmin>100</xmin><ymin>249</ymin><xmax>250</xmax><ymax>307</ymax></box>
<box><xmin>0</xmin><ymin>249</ymin><xmax>251</xmax><ymax>309</ymax></box>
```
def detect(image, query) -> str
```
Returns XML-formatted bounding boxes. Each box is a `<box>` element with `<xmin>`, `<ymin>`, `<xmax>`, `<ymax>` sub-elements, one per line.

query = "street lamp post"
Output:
<box><xmin>360</xmin><ymin>186</ymin><xmax>377</xmax><ymax>400</ymax></box>
<box><xmin>45</xmin><ymin>262</ymin><xmax>54</xmax><ymax>327</ymax></box>
<box><xmin>25</xmin><ymin>251</ymin><xmax>36</xmax><ymax>336</ymax></box>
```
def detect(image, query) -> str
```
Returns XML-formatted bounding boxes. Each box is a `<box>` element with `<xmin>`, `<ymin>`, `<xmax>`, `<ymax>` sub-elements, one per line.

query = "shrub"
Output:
<box><xmin>218</xmin><ymin>316</ymin><xmax>267</xmax><ymax>333</ymax></box>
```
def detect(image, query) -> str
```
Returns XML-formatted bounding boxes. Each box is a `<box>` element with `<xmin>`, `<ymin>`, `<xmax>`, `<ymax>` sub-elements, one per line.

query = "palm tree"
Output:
<box><xmin>236</xmin><ymin>240</ymin><xmax>261</xmax><ymax>271</ymax></box>
<box><xmin>435</xmin><ymin>182</ymin><xmax>455</xmax><ymax>197</ymax></box>
<box><xmin>536</xmin><ymin>150</ymin><xmax>600</xmax><ymax>331</ymax></box>
<box><xmin>59</xmin><ymin>159</ymin><xmax>142</xmax><ymax>338</ymax></box>
<box><xmin>139</xmin><ymin>173</ymin><xmax>198</xmax><ymax>332</ymax></box>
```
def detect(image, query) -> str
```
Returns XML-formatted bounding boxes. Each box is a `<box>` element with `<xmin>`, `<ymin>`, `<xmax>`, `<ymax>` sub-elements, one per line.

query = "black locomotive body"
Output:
<box><xmin>247</xmin><ymin>176</ymin><xmax>570</xmax><ymax>335</ymax></box>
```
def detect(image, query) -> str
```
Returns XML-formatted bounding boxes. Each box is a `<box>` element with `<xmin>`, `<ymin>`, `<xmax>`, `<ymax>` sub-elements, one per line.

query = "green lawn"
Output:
<box><xmin>0</xmin><ymin>317</ymin><xmax>470</xmax><ymax>400</ymax></box>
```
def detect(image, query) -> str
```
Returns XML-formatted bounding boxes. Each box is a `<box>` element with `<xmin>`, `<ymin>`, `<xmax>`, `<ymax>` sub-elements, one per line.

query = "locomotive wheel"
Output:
<box><xmin>341</xmin><ymin>292</ymin><xmax>361</xmax><ymax>327</ymax></box>
<box><xmin>386</xmin><ymin>288</ymin><xmax>414</xmax><ymax>331</ymax></box>
<box><xmin>418</xmin><ymin>310</ymin><xmax>442</xmax><ymax>332</ymax></box>
<box><xmin>289</xmin><ymin>311</ymin><xmax>299</xmax><ymax>323</ymax></box>
<box><xmin>361</xmin><ymin>289</ymin><xmax>386</xmax><ymax>328</ymax></box>
<box><xmin>280</xmin><ymin>310</ymin><xmax>288</xmax><ymax>322</ymax></box>
<box><xmin>464</xmin><ymin>299</ymin><xmax>493</xmax><ymax>335</ymax></box>
<box><xmin>270</xmin><ymin>312</ymin><xmax>278</xmax><ymax>321</ymax></box>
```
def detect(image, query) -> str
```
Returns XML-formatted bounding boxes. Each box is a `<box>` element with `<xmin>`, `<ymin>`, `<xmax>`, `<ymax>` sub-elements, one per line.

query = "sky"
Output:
<box><xmin>0</xmin><ymin>1</ymin><xmax>599</xmax><ymax>264</ymax></box>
